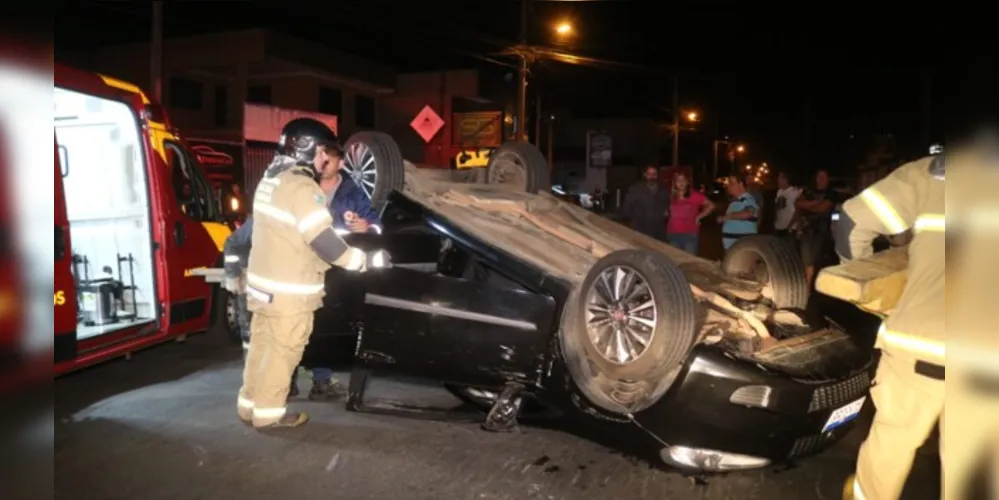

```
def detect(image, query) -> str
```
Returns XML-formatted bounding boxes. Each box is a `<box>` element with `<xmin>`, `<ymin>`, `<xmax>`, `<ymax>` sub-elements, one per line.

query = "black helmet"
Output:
<box><xmin>277</xmin><ymin>118</ymin><xmax>341</xmax><ymax>166</ymax></box>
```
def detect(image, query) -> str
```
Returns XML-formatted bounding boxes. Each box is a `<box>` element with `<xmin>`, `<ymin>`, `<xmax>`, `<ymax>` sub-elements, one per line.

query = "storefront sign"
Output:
<box><xmin>453</xmin><ymin>111</ymin><xmax>503</xmax><ymax>148</ymax></box>
<box><xmin>587</xmin><ymin>131</ymin><xmax>612</xmax><ymax>168</ymax></box>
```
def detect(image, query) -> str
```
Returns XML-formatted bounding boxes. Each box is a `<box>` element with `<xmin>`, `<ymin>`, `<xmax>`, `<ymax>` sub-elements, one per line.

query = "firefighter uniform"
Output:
<box><xmin>237</xmin><ymin>163</ymin><xmax>369</xmax><ymax>428</ymax></box>
<box><xmin>835</xmin><ymin>154</ymin><xmax>945</xmax><ymax>500</ymax></box>
<box><xmin>941</xmin><ymin>141</ymin><xmax>999</xmax><ymax>500</ymax></box>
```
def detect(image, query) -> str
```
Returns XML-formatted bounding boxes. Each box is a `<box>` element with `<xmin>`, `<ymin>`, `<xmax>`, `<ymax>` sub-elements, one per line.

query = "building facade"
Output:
<box><xmin>89</xmin><ymin>29</ymin><xmax>397</xmax><ymax>142</ymax></box>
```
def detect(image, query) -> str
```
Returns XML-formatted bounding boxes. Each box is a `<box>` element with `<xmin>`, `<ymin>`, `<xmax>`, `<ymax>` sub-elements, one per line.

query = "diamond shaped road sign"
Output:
<box><xmin>410</xmin><ymin>105</ymin><xmax>445</xmax><ymax>143</ymax></box>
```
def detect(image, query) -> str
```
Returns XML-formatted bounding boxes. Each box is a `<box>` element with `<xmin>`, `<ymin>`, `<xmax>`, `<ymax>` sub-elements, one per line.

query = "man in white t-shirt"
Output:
<box><xmin>773</xmin><ymin>171</ymin><xmax>801</xmax><ymax>236</ymax></box>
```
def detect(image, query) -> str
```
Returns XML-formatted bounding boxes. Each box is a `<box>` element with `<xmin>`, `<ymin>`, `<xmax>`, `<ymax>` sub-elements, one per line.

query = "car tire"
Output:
<box><xmin>561</xmin><ymin>249</ymin><xmax>698</xmax><ymax>413</ymax></box>
<box><xmin>485</xmin><ymin>141</ymin><xmax>551</xmax><ymax>193</ymax></box>
<box><xmin>722</xmin><ymin>235</ymin><xmax>808</xmax><ymax>310</ymax></box>
<box><xmin>342</xmin><ymin>131</ymin><xmax>405</xmax><ymax>209</ymax></box>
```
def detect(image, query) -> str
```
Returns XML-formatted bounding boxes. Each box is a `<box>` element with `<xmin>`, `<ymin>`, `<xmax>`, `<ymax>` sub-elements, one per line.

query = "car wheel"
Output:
<box><xmin>722</xmin><ymin>235</ymin><xmax>808</xmax><ymax>310</ymax></box>
<box><xmin>342</xmin><ymin>131</ymin><xmax>405</xmax><ymax>209</ymax></box>
<box><xmin>485</xmin><ymin>141</ymin><xmax>551</xmax><ymax>193</ymax></box>
<box><xmin>562</xmin><ymin>249</ymin><xmax>698</xmax><ymax>413</ymax></box>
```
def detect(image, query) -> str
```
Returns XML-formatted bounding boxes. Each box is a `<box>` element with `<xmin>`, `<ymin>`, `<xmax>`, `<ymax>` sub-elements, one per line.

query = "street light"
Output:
<box><xmin>669</xmin><ymin>107</ymin><xmax>700</xmax><ymax>167</ymax></box>
<box><xmin>555</xmin><ymin>21</ymin><xmax>572</xmax><ymax>36</ymax></box>
<box><xmin>736</xmin><ymin>145</ymin><xmax>746</xmax><ymax>153</ymax></box>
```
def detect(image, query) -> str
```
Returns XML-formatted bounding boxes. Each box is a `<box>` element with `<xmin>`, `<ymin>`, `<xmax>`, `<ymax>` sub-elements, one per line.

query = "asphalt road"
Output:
<box><xmin>54</xmin><ymin>213</ymin><xmax>937</xmax><ymax>500</ymax></box>
<box><xmin>54</xmin><ymin>324</ymin><xmax>941</xmax><ymax>500</ymax></box>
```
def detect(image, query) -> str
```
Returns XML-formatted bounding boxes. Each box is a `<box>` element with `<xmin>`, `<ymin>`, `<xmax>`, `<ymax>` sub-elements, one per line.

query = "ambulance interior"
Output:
<box><xmin>55</xmin><ymin>87</ymin><xmax>157</xmax><ymax>341</ymax></box>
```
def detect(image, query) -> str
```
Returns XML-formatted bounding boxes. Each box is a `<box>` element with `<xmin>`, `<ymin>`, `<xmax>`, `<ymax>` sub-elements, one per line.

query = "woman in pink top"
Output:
<box><xmin>666</xmin><ymin>172</ymin><xmax>716</xmax><ymax>255</ymax></box>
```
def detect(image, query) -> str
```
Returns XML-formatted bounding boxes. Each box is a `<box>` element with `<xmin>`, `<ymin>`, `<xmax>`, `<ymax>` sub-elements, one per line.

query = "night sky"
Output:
<box><xmin>56</xmin><ymin>1</ymin><xmax>997</xmax><ymax>177</ymax></box>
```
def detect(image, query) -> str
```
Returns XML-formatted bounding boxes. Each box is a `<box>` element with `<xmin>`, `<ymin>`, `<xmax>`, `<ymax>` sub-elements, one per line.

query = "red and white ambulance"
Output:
<box><xmin>54</xmin><ymin>64</ymin><xmax>233</xmax><ymax>375</ymax></box>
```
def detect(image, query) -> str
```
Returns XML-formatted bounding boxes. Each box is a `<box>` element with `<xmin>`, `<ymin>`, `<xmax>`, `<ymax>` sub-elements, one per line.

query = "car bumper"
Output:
<box><xmin>635</xmin><ymin>342</ymin><xmax>874</xmax><ymax>472</ymax></box>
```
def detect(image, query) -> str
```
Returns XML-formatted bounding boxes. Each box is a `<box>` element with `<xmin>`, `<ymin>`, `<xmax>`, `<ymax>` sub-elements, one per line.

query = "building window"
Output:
<box><xmin>247</xmin><ymin>85</ymin><xmax>272</xmax><ymax>105</ymax></box>
<box><xmin>355</xmin><ymin>95</ymin><xmax>375</xmax><ymax>129</ymax></box>
<box><xmin>318</xmin><ymin>87</ymin><xmax>342</xmax><ymax>116</ymax></box>
<box><xmin>214</xmin><ymin>85</ymin><xmax>228</xmax><ymax>127</ymax></box>
<box><xmin>168</xmin><ymin>77</ymin><xmax>203</xmax><ymax>110</ymax></box>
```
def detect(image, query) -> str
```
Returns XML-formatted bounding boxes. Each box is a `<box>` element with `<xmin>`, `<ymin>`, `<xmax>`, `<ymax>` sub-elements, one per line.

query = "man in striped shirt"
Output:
<box><xmin>717</xmin><ymin>175</ymin><xmax>759</xmax><ymax>250</ymax></box>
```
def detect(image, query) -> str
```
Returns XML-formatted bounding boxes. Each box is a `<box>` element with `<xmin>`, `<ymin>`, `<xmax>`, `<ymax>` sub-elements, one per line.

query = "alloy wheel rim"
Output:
<box><xmin>584</xmin><ymin>265</ymin><xmax>658</xmax><ymax>364</ymax></box>
<box><xmin>342</xmin><ymin>142</ymin><xmax>377</xmax><ymax>199</ymax></box>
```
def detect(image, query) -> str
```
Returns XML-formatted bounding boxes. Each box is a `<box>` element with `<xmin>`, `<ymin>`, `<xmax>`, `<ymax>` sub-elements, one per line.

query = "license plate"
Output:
<box><xmin>821</xmin><ymin>397</ymin><xmax>866</xmax><ymax>433</ymax></box>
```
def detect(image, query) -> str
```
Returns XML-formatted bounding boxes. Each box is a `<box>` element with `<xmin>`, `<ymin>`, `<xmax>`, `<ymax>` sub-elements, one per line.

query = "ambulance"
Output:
<box><xmin>54</xmin><ymin>64</ymin><xmax>232</xmax><ymax>375</ymax></box>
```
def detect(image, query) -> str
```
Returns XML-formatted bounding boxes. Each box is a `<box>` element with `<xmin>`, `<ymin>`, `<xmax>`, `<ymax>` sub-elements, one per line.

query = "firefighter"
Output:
<box><xmin>232</xmin><ymin>117</ymin><xmax>389</xmax><ymax>429</ymax></box>
<box><xmin>835</xmin><ymin>149</ymin><xmax>945</xmax><ymax>499</ymax></box>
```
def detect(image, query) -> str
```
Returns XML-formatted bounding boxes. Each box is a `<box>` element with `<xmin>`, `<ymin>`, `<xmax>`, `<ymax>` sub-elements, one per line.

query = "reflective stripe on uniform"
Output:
<box><xmin>253</xmin><ymin>407</ymin><xmax>286</xmax><ymax>419</ymax></box>
<box><xmin>860</xmin><ymin>188</ymin><xmax>909</xmax><ymax>234</ymax></box>
<box><xmin>246</xmin><ymin>272</ymin><xmax>323</xmax><ymax>295</ymax></box>
<box><xmin>237</xmin><ymin>395</ymin><xmax>254</xmax><ymax>409</ymax></box>
<box><xmin>224</xmin><ymin>255</ymin><xmax>241</xmax><ymax>263</ymax></box>
<box><xmin>343</xmin><ymin>248</ymin><xmax>366</xmax><ymax>271</ymax></box>
<box><xmin>853</xmin><ymin>478</ymin><xmax>867</xmax><ymax>500</ymax></box>
<box><xmin>297</xmin><ymin>209</ymin><xmax>331</xmax><ymax>234</ymax></box>
<box><xmin>253</xmin><ymin>202</ymin><xmax>297</xmax><ymax>225</ymax></box>
<box><xmin>878</xmin><ymin>323</ymin><xmax>945</xmax><ymax>360</ymax></box>
<box><xmin>245</xmin><ymin>285</ymin><xmax>273</xmax><ymax>304</ymax></box>
<box><xmin>914</xmin><ymin>213</ymin><xmax>945</xmax><ymax>233</ymax></box>
<box><xmin>951</xmin><ymin>342</ymin><xmax>999</xmax><ymax>376</ymax></box>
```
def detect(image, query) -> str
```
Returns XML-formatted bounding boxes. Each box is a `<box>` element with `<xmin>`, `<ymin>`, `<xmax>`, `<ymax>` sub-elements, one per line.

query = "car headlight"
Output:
<box><xmin>661</xmin><ymin>446</ymin><xmax>771</xmax><ymax>472</ymax></box>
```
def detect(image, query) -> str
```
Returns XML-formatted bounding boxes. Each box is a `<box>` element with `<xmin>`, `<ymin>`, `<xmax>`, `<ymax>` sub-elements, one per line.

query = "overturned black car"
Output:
<box><xmin>212</xmin><ymin>135</ymin><xmax>875</xmax><ymax>473</ymax></box>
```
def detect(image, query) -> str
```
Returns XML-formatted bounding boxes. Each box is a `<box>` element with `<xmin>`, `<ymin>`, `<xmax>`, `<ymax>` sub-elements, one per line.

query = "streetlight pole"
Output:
<box><xmin>671</xmin><ymin>74</ymin><xmax>679</xmax><ymax>167</ymax></box>
<box><xmin>516</xmin><ymin>0</ymin><xmax>529</xmax><ymax>142</ymax></box>
<box><xmin>712</xmin><ymin>140</ymin><xmax>724</xmax><ymax>181</ymax></box>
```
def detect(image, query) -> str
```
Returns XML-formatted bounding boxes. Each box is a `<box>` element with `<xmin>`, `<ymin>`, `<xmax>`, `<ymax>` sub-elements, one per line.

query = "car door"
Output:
<box><xmin>302</xmin><ymin>226</ymin><xmax>446</xmax><ymax>366</ymax></box>
<box><xmin>356</xmin><ymin>265</ymin><xmax>558</xmax><ymax>388</ymax></box>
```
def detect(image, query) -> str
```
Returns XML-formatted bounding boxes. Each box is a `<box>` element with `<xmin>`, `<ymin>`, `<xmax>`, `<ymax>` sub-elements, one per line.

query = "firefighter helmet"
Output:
<box><xmin>277</xmin><ymin>118</ymin><xmax>342</xmax><ymax>166</ymax></box>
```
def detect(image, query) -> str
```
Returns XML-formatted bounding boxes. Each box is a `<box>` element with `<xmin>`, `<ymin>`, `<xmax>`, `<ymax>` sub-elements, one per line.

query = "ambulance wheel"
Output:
<box><xmin>342</xmin><ymin>131</ymin><xmax>405</xmax><ymax>208</ymax></box>
<box><xmin>561</xmin><ymin>249</ymin><xmax>697</xmax><ymax>413</ymax></box>
<box><xmin>213</xmin><ymin>288</ymin><xmax>242</xmax><ymax>345</ymax></box>
<box><xmin>485</xmin><ymin>141</ymin><xmax>551</xmax><ymax>193</ymax></box>
<box><xmin>722</xmin><ymin>235</ymin><xmax>808</xmax><ymax>310</ymax></box>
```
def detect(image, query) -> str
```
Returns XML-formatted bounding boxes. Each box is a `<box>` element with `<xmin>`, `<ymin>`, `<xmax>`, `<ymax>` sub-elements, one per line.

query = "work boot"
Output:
<box><xmin>254</xmin><ymin>411</ymin><xmax>309</xmax><ymax>429</ymax></box>
<box><xmin>309</xmin><ymin>378</ymin><xmax>347</xmax><ymax>401</ymax></box>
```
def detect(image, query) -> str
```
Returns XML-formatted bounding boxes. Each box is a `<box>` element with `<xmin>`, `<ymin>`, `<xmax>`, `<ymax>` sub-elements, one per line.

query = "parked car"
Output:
<box><xmin>204</xmin><ymin>137</ymin><xmax>875</xmax><ymax>473</ymax></box>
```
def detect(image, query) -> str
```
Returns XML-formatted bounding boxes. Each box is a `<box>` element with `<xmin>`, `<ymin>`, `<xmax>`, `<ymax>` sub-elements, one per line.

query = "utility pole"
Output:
<box><xmin>151</xmin><ymin>0</ymin><xmax>164</xmax><ymax>102</ymax></box>
<box><xmin>712</xmin><ymin>140</ymin><xmax>720</xmax><ymax>181</ymax></box>
<box><xmin>535</xmin><ymin>91</ymin><xmax>542</xmax><ymax>146</ymax></box>
<box><xmin>516</xmin><ymin>0</ymin><xmax>529</xmax><ymax>142</ymax></box>
<box><xmin>547</xmin><ymin>115</ymin><xmax>554</xmax><ymax>169</ymax></box>
<box><xmin>671</xmin><ymin>74</ymin><xmax>680</xmax><ymax>167</ymax></box>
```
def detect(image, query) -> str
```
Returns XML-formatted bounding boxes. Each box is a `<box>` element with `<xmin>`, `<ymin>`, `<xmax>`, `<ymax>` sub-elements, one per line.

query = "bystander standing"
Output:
<box><xmin>620</xmin><ymin>165</ymin><xmax>671</xmax><ymax>241</ymax></box>
<box><xmin>666</xmin><ymin>172</ymin><xmax>715</xmax><ymax>255</ymax></box>
<box><xmin>717</xmin><ymin>175</ymin><xmax>759</xmax><ymax>251</ymax></box>
<box><xmin>773</xmin><ymin>171</ymin><xmax>801</xmax><ymax>237</ymax></box>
